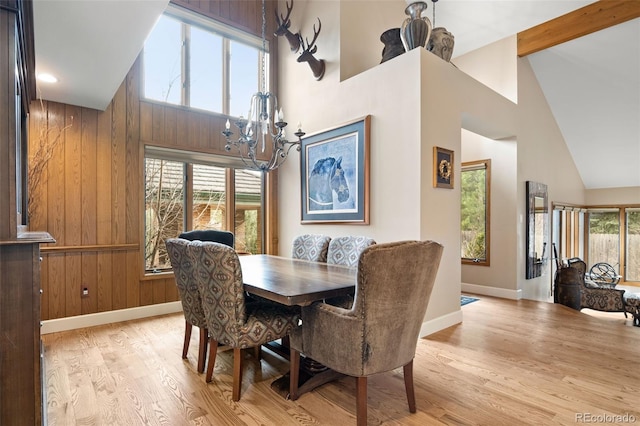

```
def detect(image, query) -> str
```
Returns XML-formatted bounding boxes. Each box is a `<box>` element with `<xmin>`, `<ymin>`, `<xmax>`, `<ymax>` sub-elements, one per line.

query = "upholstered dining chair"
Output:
<box><xmin>289</xmin><ymin>240</ymin><xmax>443</xmax><ymax>426</ymax></box>
<box><xmin>324</xmin><ymin>236</ymin><xmax>376</xmax><ymax>308</ymax></box>
<box><xmin>327</xmin><ymin>236</ymin><xmax>376</xmax><ymax>267</ymax></box>
<box><xmin>165</xmin><ymin>238</ymin><xmax>208</xmax><ymax>373</ymax></box>
<box><xmin>292</xmin><ymin>234</ymin><xmax>331</xmax><ymax>262</ymax></box>
<box><xmin>179</xmin><ymin>229</ymin><xmax>234</xmax><ymax>248</ymax></box>
<box><xmin>189</xmin><ymin>241</ymin><xmax>300</xmax><ymax>401</ymax></box>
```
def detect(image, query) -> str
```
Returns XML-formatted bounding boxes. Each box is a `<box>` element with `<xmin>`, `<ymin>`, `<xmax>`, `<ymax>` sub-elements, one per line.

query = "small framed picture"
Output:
<box><xmin>433</xmin><ymin>146</ymin><xmax>454</xmax><ymax>189</ymax></box>
<box><xmin>300</xmin><ymin>116</ymin><xmax>371</xmax><ymax>224</ymax></box>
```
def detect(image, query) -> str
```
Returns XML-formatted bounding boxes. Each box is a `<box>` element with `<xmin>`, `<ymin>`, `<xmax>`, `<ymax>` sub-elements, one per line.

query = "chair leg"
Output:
<box><xmin>197</xmin><ymin>327</ymin><xmax>208</xmax><ymax>373</ymax></box>
<box><xmin>182</xmin><ymin>321</ymin><xmax>192</xmax><ymax>359</ymax></box>
<box><xmin>356</xmin><ymin>376</ymin><xmax>367</xmax><ymax>426</ymax></box>
<box><xmin>403</xmin><ymin>360</ymin><xmax>416</xmax><ymax>413</ymax></box>
<box><xmin>253</xmin><ymin>345</ymin><xmax>262</xmax><ymax>361</ymax></box>
<box><xmin>205</xmin><ymin>339</ymin><xmax>219</xmax><ymax>383</ymax></box>
<box><xmin>289</xmin><ymin>348</ymin><xmax>300</xmax><ymax>400</ymax></box>
<box><xmin>232</xmin><ymin>347</ymin><xmax>243</xmax><ymax>401</ymax></box>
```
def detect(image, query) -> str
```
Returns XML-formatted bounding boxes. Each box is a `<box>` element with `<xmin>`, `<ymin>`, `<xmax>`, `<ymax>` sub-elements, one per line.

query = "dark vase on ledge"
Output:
<box><xmin>380</xmin><ymin>28</ymin><xmax>404</xmax><ymax>63</ymax></box>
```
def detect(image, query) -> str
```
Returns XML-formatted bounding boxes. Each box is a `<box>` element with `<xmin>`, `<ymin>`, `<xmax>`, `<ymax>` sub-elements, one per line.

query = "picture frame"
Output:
<box><xmin>433</xmin><ymin>146</ymin><xmax>454</xmax><ymax>189</ymax></box>
<box><xmin>300</xmin><ymin>115</ymin><xmax>371</xmax><ymax>224</ymax></box>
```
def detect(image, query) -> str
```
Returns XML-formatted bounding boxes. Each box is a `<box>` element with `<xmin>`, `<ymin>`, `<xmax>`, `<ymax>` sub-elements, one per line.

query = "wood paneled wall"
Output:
<box><xmin>29</xmin><ymin>0</ymin><xmax>278</xmax><ymax>320</ymax></box>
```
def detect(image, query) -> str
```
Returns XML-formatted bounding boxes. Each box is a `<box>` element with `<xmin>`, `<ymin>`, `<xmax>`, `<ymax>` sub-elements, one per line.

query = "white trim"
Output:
<box><xmin>419</xmin><ymin>310</ymin><xmax>463</xmax><ymax>338</ymax></box>
<box><xmin>41</xmin><ymin>302</ymin><xmax>182</xmax><ymax>334</ymax></box>
<box><xmin>461</xmin><ymin>282</ymin><xmax>523</xmax><ymax>300</ymax></box>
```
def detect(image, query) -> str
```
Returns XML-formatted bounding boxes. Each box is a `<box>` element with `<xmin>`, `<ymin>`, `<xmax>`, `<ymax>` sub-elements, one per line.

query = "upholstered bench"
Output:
<box><xmin>624</xmin><ymin>293</ymin><xmax>640</xmax><ymax>327</ymax></box>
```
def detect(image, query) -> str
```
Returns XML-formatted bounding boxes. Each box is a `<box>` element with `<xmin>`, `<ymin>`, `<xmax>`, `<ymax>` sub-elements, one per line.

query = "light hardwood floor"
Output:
<box><xmin>43</xmin><ymin>296</ymin><xmax>640</xmax><ymax>425</ymax></box>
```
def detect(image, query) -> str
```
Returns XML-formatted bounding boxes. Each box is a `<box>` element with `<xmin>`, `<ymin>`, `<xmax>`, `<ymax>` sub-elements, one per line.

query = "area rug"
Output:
<box><xmin>461</xmin><ymin>296</ymin><xmax>479</xmax><ymax>306</ymax></box>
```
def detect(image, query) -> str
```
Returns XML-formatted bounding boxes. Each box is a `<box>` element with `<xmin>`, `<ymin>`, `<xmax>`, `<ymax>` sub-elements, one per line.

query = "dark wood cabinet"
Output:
<box><xmin>0</xmin><ymin>233</ymin><xmax>54</xmax><ymax>425</ymax></box>
<box><xmin>1</xmin><ymin>1</ymin><xmax>43</xmax><ymax>424</ymax></box>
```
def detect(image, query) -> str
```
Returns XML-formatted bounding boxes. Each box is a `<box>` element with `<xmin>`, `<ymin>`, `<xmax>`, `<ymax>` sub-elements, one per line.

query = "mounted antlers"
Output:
<box><xmin>297</xmin><ymin>18</ymin><xmax>325</xmax><ymax>81</ymax></box>
<box><xmin>274</xmin><ymin>0</ymin><xmax>301</xmax><ymax>53</ymax></box>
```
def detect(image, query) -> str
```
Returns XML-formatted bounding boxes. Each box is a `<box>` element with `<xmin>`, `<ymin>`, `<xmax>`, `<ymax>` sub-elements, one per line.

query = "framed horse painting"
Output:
<box><xmin>300</xmin><ymin>115</ymin><xmax>371</xmax><ymax>224</ymax></box>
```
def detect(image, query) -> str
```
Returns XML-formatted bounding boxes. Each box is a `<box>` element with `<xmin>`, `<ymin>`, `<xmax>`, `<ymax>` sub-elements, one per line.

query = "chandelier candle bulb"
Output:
<box><xmin>225</xmin><ymin>119</ymin><xmax>230</xmax><ymax>130</ymax></box>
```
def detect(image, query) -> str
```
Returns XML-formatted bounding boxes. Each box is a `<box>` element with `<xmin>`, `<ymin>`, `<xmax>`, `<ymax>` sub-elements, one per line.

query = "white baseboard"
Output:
<box><xmin>419</xmin><ymin>309</ymin><xmax>463</xmax><ymax>337</ymax></box>
<box><xmin>461</xmin><ymin>282</ymin><xmax>522</xmax><ymax>300</ymax></box>
<box><xmin>41</xmin><ymin>302</ymin><xmax>183</xmax><ymax>334</ymax></box>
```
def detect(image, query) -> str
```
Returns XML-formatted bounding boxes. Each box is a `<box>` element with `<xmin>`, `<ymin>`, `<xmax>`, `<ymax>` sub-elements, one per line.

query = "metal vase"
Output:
<box><xmin>427</xmin><ymin>27</ymin><xmax>455</xmax><ymax>62</ymax></box>
<box><xmin>400</xmin><ymin>1</ymin><xmax>432</xmax><ymax>52</ymax></box>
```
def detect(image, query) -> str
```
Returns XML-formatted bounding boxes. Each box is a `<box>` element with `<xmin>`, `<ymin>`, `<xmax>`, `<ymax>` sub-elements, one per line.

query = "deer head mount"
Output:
<box><xmin>274</xmin><ymin>0</ymin><xmax>301</xmax><ymax>53</ymax></box>
<box><xmin>297</xmin><ymin>18</ymin><xmax>325</xmax><ymax>81</ymax></box>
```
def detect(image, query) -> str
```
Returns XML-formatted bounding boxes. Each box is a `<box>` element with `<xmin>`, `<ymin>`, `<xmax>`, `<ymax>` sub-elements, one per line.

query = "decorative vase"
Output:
<box><xmin>380</xmin><ymin>28</ymin><xmax>405</xmax><ymax>63</ymax></box>
<box><xmin>427</xmin><ymin>27</ymin><xmax>455</xmax><ymax>62</ymax></box>
<box><xmin>400</xmin><ymin>1</ymin><xmax>432</xmax><ymax>52</ymax></box>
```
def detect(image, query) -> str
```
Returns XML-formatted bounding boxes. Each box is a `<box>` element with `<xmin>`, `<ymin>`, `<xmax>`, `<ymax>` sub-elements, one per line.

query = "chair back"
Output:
<box><xmin>188</xmin><ymin>241</ymin><xmax>247</xmax><ymax>347</ymax></box>
<box><xmin>292</xmin><ymin>234</ymin><xmax>331</xmax><ymax>262</ymax></box>
<box><xmin>353</xmin><ymin>240</ymin><xmax>443</xmax><ymax>374</ymax></box>
<box><xmin>567</xmin><ymin>257</ymin><xmax>586</xmax><ymax>277</ymax></box>
<box><xmin>179</xmin><ymin>229</ymin><xmax>234</xmax><ymax>248</ymax></box>
<box><xmin>327</xmin><ymin>236</ymin><xmax>376</xmax><ymax>267</ymax></box>
<box><xmin>165</xmin><ymin>238</ymin><xmax>207</xmax><ymax>328</ymax></box>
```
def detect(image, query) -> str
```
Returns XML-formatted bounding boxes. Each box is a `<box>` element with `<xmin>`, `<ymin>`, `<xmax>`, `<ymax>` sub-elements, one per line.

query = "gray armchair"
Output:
<box><xmin>289</xmin><ymin>240</ymin><xmax>444</xmax><ymax>426</ymax></box>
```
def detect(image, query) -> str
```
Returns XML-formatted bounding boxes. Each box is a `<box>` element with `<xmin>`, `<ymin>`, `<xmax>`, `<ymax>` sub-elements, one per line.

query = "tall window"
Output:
<box><xmin>144</xmin><ymin>152</ymin><xmax>264</xmax><ymax>273</ymax></box>
<box><xmin>142</xmin><ymin>5</ymin><xmax>264</xmax><ymax>116</ymax></box>
<box><xmin>626</xmin><ymin>208</ymin><xmax>640</xmax><ymax>281</ymax></box>
<box><xmin>461</xmin><ymin>159</ymin><xmax>491</xmax><ymax>265</ymax></box>
<box><xmin>587</xmin><ymin>208</ymin><xmax>620</xmax><ymax>273</ymax></box>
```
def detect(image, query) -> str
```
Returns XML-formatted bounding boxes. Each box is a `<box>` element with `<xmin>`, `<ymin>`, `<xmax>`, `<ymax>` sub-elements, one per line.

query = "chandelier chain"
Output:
<box><xmin>260</xmin><ymin>0</ymin><xmax>267</xmax><ymax>92</ymax></box>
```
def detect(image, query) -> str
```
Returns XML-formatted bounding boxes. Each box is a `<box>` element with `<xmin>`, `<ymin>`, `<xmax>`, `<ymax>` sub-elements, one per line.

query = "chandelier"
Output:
<box><xmin>222</xmin><ymin>0</ymin><xmax>304</xmax><ymax>172</ymax></box>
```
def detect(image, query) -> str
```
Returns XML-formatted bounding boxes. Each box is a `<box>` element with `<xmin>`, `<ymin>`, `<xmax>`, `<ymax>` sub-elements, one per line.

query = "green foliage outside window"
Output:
<box><xmin>461</xmin><ymin>160</ymin><xmax>490</xmax><ymax>264</ymax></box>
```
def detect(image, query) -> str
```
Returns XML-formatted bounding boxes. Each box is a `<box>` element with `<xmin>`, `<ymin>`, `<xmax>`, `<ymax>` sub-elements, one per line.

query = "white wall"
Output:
<box><xmin>585</xmin><ymin>187</ymin><xmax>640</xmax><ymax>205</ymax></box>
<box><xmin>460</xmin><ymin>130</ymin><xmax>518</xmax><ymax>292</ymax></box>
<box><xmin>277</xmin><ymin>0</ymin><xmax>518</xmax><ymax>334</ymax></box>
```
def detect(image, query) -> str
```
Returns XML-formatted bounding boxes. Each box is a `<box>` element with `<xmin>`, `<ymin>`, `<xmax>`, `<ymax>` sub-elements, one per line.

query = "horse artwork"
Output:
<box><xmin>300</xmin><ymin>116</ymin><xmax>370</xmax><ymax>224</ymax></box>
<box><xmin>308</xmin><ymin>157</ymin><xmax>349</xmax><ymax>211</ymax></box>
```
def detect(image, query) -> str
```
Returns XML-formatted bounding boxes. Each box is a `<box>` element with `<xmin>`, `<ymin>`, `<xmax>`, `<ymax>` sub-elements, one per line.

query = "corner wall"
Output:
<box><xmin>277</xmin><ymin>0</ymin><xmax>517</xmax><ymax>333</ymax></box>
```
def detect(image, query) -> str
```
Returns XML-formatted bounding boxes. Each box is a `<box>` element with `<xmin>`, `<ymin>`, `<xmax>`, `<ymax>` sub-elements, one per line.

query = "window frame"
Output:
<box><xmin>460</xmin><ymin>159</ymin><xmax>491</xmax><ymax>266</ymax></box>
<box><xmin>143</xmin><ymin>146</ymin><xmax>265</xmax><ymax>275</ymax></box>
<box><xmin>141</xmin><ymin>3</ymin><xmax>269</xmax><ymax>117</ymax></box>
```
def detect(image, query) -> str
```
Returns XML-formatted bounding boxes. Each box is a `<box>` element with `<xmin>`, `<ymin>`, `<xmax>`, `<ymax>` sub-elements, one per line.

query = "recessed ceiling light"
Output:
<box><xmin>37</xmin><ymin>73</ymin><xmax>58</xmax><ymax>83</ymax></box>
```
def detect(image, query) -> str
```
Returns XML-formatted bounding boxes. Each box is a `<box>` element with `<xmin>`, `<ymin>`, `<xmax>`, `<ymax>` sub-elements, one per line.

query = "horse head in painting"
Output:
<box><xmin>308</xmin><ymin>157</ymin><xmax>349</xmax><ymax>210</ymax></box>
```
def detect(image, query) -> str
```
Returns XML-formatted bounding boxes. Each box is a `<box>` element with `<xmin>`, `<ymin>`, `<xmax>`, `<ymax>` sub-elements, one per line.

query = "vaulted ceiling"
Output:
<box><xmin>32</xmin><ymin>0</ymin><xmax>640</xmax><ymax>190</ymax></box>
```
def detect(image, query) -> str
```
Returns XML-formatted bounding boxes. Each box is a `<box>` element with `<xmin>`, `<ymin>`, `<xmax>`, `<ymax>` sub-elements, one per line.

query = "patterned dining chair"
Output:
<box><xmin>292</xmin><ymin>234</ymin><xmax>331</xmax><ymax>262</ymax></box>
<box><xmin>325</xmin><ymin>236</ymin><xmax>376</xmax><ymax>308</ymax></box>
<box><xmin>165</xmin><ymin>238</ymin><xmax>208</xmax><ymax>373</ymax></box>
<box><xmin>189</xmin><ymin>241</ymin><xmax>301</xmax><ymax>401</ymax></box>
<box><xmin>289</xmin><ymin>240</ymin><xmax>444</xmax><ymax>426</ymax></box>
<box><xmin>179</xmin><ymin>229</ymin><xmax>234</xmax><ymax>248</ymax></box>
<box><xmin>327</xmin><ymin>236</ymin><xmax>376</xmax><ymax>267</ymax></box>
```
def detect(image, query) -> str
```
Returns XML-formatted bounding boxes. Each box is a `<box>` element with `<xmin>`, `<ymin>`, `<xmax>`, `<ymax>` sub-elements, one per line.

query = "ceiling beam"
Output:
<box><xmin>517</xmin><ymin>0</ymin><xmax>640</xmax><ymax>57</ymax></box>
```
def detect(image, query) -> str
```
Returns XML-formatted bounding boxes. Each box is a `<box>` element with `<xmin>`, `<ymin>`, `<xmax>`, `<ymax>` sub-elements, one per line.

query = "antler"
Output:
<box><xmin>275</xmin><ymin>0</ymin><xmax>293</xmax><ymax>28</ymax></box>
<box><xmin>297</xmin><ymin>18</ymin><xmax>325</xmax><ymax>81</ymax></box>
<box><xmin>301</xmin><ymin>18</ymin><xmax>322</xmax><ymax>55</ymax></box>
<box><xmin>274</xmin><ymin>0</ymin><xmax>301</xmax><ymax>52</ymax></box>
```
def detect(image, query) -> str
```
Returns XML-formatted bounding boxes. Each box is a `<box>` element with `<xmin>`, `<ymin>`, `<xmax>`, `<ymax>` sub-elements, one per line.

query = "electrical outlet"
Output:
<box><xmin>82</xmin><ymin>287</ymin><xmax>89</xmax><ymax>297</ymax></box>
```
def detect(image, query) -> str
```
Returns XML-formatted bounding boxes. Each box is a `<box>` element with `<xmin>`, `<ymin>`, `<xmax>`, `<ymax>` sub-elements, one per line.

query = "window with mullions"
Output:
<box><xmin>142</xmin><ymin>5</ymin><xmax>263</xmax><ymax>117</ymax></box>
<box><xmin>626</xmin><ymin>208</ymin><xmax>640</xmax><ymax>282</ymax></box>
<box><xmin>461</xmin><ymin>159</ymin><xmax>491</xmax><ymax>265</ymax></box>
<box><xmin>144</xmin><ymin>155</ymin><xmax>264</xmax><ymax>273</ymax></box>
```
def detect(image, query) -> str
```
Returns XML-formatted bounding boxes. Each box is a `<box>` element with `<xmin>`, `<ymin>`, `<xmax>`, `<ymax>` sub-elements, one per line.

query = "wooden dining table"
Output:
<box><xmin>239</xmin><ymin>254</ymin><xmax>356</xmax><ymax>306</ymax></box>
<box><xmin>238</xmin><ymin>254</ymin><xmax>357</xmax><ymax>398</ymax></box>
